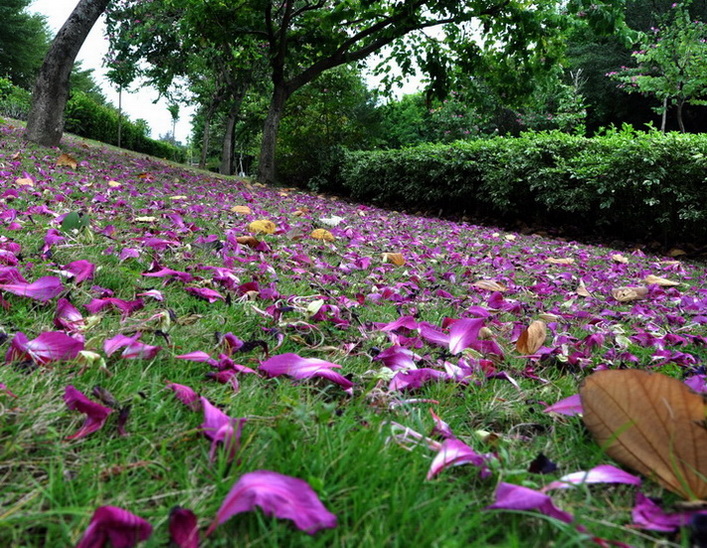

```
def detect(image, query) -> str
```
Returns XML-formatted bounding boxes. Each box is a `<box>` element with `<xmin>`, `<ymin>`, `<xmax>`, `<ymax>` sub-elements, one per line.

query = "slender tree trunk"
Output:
<box><xmin>219</xmin><ymin>103</ymin><xmax>238</xmax><ymax>175</ymax></box>
<box><xmin>677</xmin><ymin>99</ymin><xmax>685</xmax><ymax>133</ymax></box>
<box><xmin>660</xmin><ymin>96</ymin><xmax>667</xmax><ymax>133</ymax></box>
<box><xmin>200</xmin><ymin>116</ymin><xmax>212</xmax><ymax>169</ymax></box>
<box><xmin>257</xmin><ymin>84</ymin><xmax>288</xmax><ymax>184</ymax></box>
<box><xmin>117</xmin><ymin>85</ymin><xmax>122</xmax><ymax>148</ymax></box>
<box><xmin>24</xmin><ymin>0</ymin><xmax>111</xmax><ymax>147</ymax></box>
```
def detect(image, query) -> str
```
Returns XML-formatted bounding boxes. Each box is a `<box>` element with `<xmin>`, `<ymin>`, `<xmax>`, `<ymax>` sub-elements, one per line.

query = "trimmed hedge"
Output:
<box><xmin>339</xmin><ymin>127</ymin><xmax>707</xmax><ymax>244</ymax></box>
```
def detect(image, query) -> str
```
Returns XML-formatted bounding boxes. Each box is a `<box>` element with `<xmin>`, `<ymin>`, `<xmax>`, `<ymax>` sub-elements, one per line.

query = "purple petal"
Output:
<box><xmin>104</xmin><ymin>333</ymin><xmax>161</xmax><ymax>359</ymax></box>
<box><xmin>448</xmin><ymin>318</ymin><xmax>485</xmax><ymax>354</ymax></box>
<box><xmin>685</xmin><ymin>374</ymin><xmax>707</xmax><ymax>394</ymax></box>
<box><xmin>62</xmin><ymin>259</ymin><xmax>95</xmax><ymax>283</ymax></box>
<box><xmin>166</xmin><ymin>382</ymin><xmax>201</xmax><ymax>411</ymax></box>
<box><xmin>169</xmin><ymin>507</ymin><xmax>199</xmax><ymax>548</ymax></box>
<box><xmin>54</xmin><ymin>298</ymin><xmax>85</xmax><ymax>332</ymax></box>
<box><xmin>200</xmin><ymin>397</ymin><xmax>246</xmax><ymax>462</ymax></box>
<box><xmin>104</xmin><ymin>333</ymin><xmax>139</xmax><ymax>356</ymax></box>
<box><xmin>429</xmin><ymin>408</ymin><xmax>455</xmax><ymax>439</ymax></box>
<box><xmin>419</xmin><ymin>324</ymin><xmax>450</xmax><ymax>347</ymax></box>
<box><xmin>185</xmin><ymin>286</ymin><xmax>225</xmax><ymax>302</ymax></box>
<box><xmin>388</xmin><ymin>368</ymin><xmax>447</xmax><ymax>392</ymax></box>
<box><xmin>207</xmin><ymin>470</ymin><xmax>337</xmax><ymax>536</ymax></box>
<box><xmin>486</xmin><ymin>483</ymin><xmax>574</xmax><ymax>523</ymax></box>
<box><xmin>176</xmin><ymin>350</ymin><xmax>216</xmax><ymax>363</ymax></box>
<box><xmin>76</xmin><ymin>505</ymin><xmax>152</xmax><ymax>548</ymax></box>
<box><xmin>0</xmin><ymin>383</ymin><xmax>17</xmax><ymax>398</ymax></box>
<box><xmin>64</xmin><ymin>385</ymin><xmax>112</xmax><ymax>440</ymax></box>
<box><xmin>543</xmin><ymin>464</ymin><xmax>641</xmax><ymax>491</ymax></box>
<box><xmin>427</xmin><ymin>438</ymin><xmax>492</xmax><ymax>480</ymax></box>
<box><xmin>376</xmin><ymin>345</ymin><xmax>418</xmax><ymax>370</ymax></box>
<box><xmin>260</xmin><ymin>353</ymin><xmax>353</xmax><ymax>394</ymax></box>
<box><xmin>379</xmin><ymin>316</ymin><xmax>419</xmax><ymax>332</ymax></box>
<box><xmin>6</xmin><ymin>331</ymin><xmax>83</xmax><ymax>365</ymax></box>
<box><xmin>543</xmin><ymin>393</ymin><xmax>583</xmax><ymax>416</ymax></box>
<box><xmin>631</xmin><ymin>492</ymin><xmax>705</xmax><ymax>532</ymax></box>
<box><xmin>0</xmin><ymin>275</ymin><xmax>63</xmax><ymax>302</ymax></box>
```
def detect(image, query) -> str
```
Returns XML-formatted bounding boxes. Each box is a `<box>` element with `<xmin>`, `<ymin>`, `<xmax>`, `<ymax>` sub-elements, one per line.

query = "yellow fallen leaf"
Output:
<box><xmin>382</xmin><ymin>252</ymin><xmax>406</xmax><ymax>266</ymax></box>
<box><xmin>170</xmin><ymin>195</ymin><xmax>187</xmax><ymax>201</ymax></box>
<box><xmin>311</xmin><ymin>228</ymin><xmax>335</xmax><ymax>242</ymax></box>
<box><xmin>56</xmin><ymin>153</ymin><xmax>78</xmax><ymax>169</ymax></box>
<box><xmin>231</xmin><ymin>205</ymin><xmax>252</xmax><ymax>214</ymax></box>
<box><xmin>134</xmin><ymin>216</ymin><xmax>157</xmax><ymax>223</ymax></box>
<box><xmin>108</xmin><ymin>180</ymin><xmax>121</xmax><ymax>188</ymax></box>
<box><xmin>248</xmin><ymin>219</ymin><xmax>277</xmax><ymax>235</ymax></box>
<box><xmin>504</xmin><ymin>234</ymin><xmax>517</xmax><ymax>241</ymax></box>
<box><xmin>15</xmin><ymin>177</ymin><xmax>33</xmax><ymax>187</ymax></box>
<box><xmin>611</xmin><ymin>253</ymin><xmax>629</xmax><ymax>264</ymax></box>
<box><xmin>644</xmin><ymin>274</ymin><xmax>680</xmax><ymax>287</ymax></box>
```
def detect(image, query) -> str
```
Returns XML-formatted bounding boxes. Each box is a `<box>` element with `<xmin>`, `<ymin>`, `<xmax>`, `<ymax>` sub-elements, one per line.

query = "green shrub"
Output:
<box><xmin>0</xmin><ymin>77</ymin><xmax>31</xmax><ymax>120</ymax></box>
<box><xmin>339</xmin><ymin>127</ymin><xmax>707</xmax><ymax>243</ymax></box>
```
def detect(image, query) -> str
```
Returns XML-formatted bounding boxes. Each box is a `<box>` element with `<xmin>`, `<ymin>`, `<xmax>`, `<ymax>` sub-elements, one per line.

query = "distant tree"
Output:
<box><xmin>610</xmin><ymin>1</ymin><xmax>707</xmax><ymax>131</ymax></box>
<box><xmin>25</xmin><ymin>0</ymin><xmax>112</xmax><ymax>147</ymax></box>
<box><xmin>0</xmin><ymin>0</ymin><xmax>51</xmax><ymax>89</ymax></box>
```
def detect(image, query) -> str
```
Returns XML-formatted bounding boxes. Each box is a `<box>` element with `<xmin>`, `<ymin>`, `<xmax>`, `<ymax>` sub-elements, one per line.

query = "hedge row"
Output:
<box><xmin>338</xmin><ymin>127</ymin><xmax>707</xmax><ymax>244</ymax></box>
<box><xmin>64</xmin><ymin>91</ymin><xmax>184</xmax><ymax>162</ymax></box>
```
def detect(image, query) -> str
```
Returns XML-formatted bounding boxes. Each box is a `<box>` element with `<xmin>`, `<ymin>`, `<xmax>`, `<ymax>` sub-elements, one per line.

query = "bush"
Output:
<box><xmin>65</xmin><ymin>91</ymin><xmax>185</xmax><ymax>161</ymax></box>
<box><xmin>339</xmin><ymin>127</ymin><xmax>707</xmax><ymax>244</ymax></box>
<box><xmin>0</xmin><ymin>77</ymin><xmax>31</xmax><ymax>120</ymax></box>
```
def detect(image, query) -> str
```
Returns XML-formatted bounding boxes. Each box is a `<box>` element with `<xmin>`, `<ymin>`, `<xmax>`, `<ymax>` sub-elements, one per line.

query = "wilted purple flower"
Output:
<box><xmin>76</xmin><ymin>505</ymin><xmax>152</xmax><ymax>548</ymax></box>
<box><xmin>200</xmin><ymin>397</ymin><xmax>246</xmax><ymax>462</ymax></box>
<box><xmin>427</xmin><ymin>438</ymin><xmax>492</xmax><ymax>479</ymax></box>
<box><xmin>543</xmin><ymin>464</ymin><xmax>641</xmax><ymax>491</ymax></box>
<box><xmin>6</xmin><ymin>331</ymin><xmax>83</xmax><ymax>365</ymax></box>
<box><xmin>260</xmin><ymin>353</ymin><xmax>353</xmax><ymax>394</ymax></box>
<box><xmin>54</xmin><ymin>298</ymin><xmax>85</xmax><ymax>332</ymax></box>
<box><xmin>486</xmin><ymin>483</ymin><xmax>573</xmax><ymax>523</ymax></box>
<box><xmin>64</xmin><ymin>385</ymin><xmax>113</xmax><ymax>440</ymax></box>
<box><xmin>206</xmin><ymin>470</ymin><xmax>337</xmax><ymax>536</ymax></box>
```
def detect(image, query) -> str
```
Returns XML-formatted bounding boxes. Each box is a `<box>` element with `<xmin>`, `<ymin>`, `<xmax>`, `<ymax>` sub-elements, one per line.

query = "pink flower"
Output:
<box><xmin>64</xmin><ymin>385</ymin><xmax>112</xmax><ymax>440</ymax></box>
<box><xmin>200</xmin><ymin>397</ymin><xmax>246</xmax><ymax>462</ymax></box>
<box><xmin>207</xmin><ymin>470</ymin><xmax>337</xmax><ymax>536</ymax></box>
<box><xmin>76</xmin><ymin>505</ymin><xmax>152</xmax><ymax>548</ymax></box>
<box><xmin>6</xmin><ymin>331</ymin><xmax>83</xmax><ymax>365</ymax></box>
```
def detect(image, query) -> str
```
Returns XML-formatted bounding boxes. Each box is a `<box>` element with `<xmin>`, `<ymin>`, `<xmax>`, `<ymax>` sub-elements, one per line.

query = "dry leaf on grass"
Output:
<box><xmin>248</xmin><ymin>219</ymin><xmax>277</xmax><ymax>234</ymax></box>
<box><xmin>644</xmin><ymin>274</ymin><xmax>680</xmax><ymax>287</ymax></box>
<box><xmin>15</xmin><ymin>177</ymin><xmax>33</xmax><ymax>187</ymax></box>
<box><xmin>611</xmin><ymin>253</ymin><xmax>629</xmax><ymax>264</ymax></box>
<box><xmin>310</xmin><ymin>229</ymin><xmax>335</xmax><ymax>242</ymax></box>
<box><xmin>516</xmin><ymin>320</ymin><xmax>547</xmax><ymax>355</ymax></box>
<box><xmin>472</xmin><ymin>280</ymin><xmax>507</xmax><ymax>292</ymax></box>
<box><xmin>545</xmin><ymin>257</ymin><xmax>575</xmax><ymax>265</ymax></box>
<box><xmin>381</xmin><ymin>253</ymin><xmax>406</xmax><ymax>266</ymax></box>
<box><xmin>580</xmin><ymin>369</ymin><xmax>707</xmax><ymax>501</ymax></box>
<box><xmin>236</xmin><ymin>236</ymin><xmax>260</xmax><ymax>248</ymax></box>
<box><xmin>576</xmin><ymin>279</ymin><xmax>592</xmax><ymax>298</ymax></box>
<box><xmin>611</xmin><ymin>286</ymin><xmax>648</xmax><ymax>302</ymax></box>
<box><xmin>56</xmin><ymin>153</ymin><xmax>78</xmax><ymax>169</ymax></box>
<box><xmin>231</xmin><ymin>205</ymin><xmax>252</xmax><ymax>214</ymax></box>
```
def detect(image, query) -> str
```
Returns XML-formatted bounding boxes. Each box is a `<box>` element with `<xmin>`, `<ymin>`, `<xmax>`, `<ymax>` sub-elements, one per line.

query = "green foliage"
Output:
<box><xmin>339</xmin><ymin>127</ymin><xmax>707</xmax><ymax>243</ymax></box>
<box><xmin>64</xmin><ymin>91</ymin><xmax>185</xmax><ymax>161</ymax></box>
<box><xmin>609</xmin><ymin>1</ymin><xmax>707</xmax><ymax>131</ymax></box>
<box><xmin>0</xmin><ymin>0</ymin><xmax>50</xmax><ymax>89</ymax></box>
<box><xmin>0</xmin><ymin>77</ymin><xmax>31</xmax><ymax>120</ymax></box>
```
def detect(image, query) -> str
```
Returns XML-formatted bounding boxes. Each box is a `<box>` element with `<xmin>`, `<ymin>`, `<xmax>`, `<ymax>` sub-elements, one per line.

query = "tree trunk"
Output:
<box><xmin>677</xmin><ymin>99</ymin><xmax>685</xmax><ymax>133</ymax></box>
<box><xmin>220</xmin><ymin>95</ymin><xmax>244</xmax><ymax>175</ymax></box>
<box><xmin>117</xmin><ymin>85</ymin><xmax>122</xmax><ymax>148</ymax></box>
<box><xmin>257</xmin><ymin>84</ymin><xmax>288</xmax><ymax>184</ymax></box>
<box><xmin>660</xmin><ymin>96</ymin><xmax>667</xmax><ymax>133</ymax></box>
<box><xmin>200</xmin><ymin>116</ymin><xmax>212</xmax><ymax>169</ymax></box>
<box><xmin>24</xmin><ymin>0</ymin><xmax>111</xmax><ymax>147</ymax></box>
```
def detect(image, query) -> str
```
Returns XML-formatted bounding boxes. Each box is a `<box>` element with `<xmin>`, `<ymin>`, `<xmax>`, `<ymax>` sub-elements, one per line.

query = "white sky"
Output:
<box><xmin>28</xmin><ymin>1</ymin><xmax>423</xmax><ymax>146</ymax></box>
<box><xmin>29</xmin><ymin>0</ymin><xmax>195</xmax><ymax>143</ymax></box>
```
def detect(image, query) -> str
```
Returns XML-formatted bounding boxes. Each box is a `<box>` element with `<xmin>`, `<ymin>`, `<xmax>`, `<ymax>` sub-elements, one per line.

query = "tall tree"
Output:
<box><xmin>25</xmin><ymin>0</ymin><xmax>111</xmax><ymax>147</ymax></box>
<box><xmin>0</xmin><ymin>0</ymin><xmax>51</xmax><ymax>89</ymax></box>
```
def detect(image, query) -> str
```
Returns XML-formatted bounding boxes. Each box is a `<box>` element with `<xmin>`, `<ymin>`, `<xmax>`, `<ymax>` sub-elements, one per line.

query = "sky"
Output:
<box><xmin>28</xmin><ymin>1</ymin><xmax>423</xmax><ymax>145</ymax></box>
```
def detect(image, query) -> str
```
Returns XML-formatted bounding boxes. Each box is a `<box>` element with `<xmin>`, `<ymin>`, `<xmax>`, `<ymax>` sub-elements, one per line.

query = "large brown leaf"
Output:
<box><xmin>580</xmin><ymin>370</ymin><xmax>707</xmax><ymax>501</ymax></box>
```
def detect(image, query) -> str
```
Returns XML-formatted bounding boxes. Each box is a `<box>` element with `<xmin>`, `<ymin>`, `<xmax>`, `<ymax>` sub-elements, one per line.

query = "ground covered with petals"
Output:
<box><xmin>1</xmin><ymin>120</ymin><xmax>706</xmax><ymax>547</ymax></box>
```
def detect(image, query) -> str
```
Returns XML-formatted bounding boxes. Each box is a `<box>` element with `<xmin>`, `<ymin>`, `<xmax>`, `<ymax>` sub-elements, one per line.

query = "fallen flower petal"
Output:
<box><xmin>486</xmin><ymin>482</ymin><xmax>574</xmax><ymax>523</ymax></box>
<box><xmin>166</xmin><ymin>382</ymin><xmax>201</xmax><ymax>411</ymax></box>
<box><xmin>427</xmin><ymin>438</ymin><xmax>493</xmax><ymax>480</ymax></box>
<box><xmin>631</xmin><ymin>492</ymin><xmax>706</xmax><ymax>532</ymax></box>
<box><xmin>206</xmin><ymin>470</ymin><xmax>337</xmax><ymax>536</ymax></box>
<box><xmin>76</xmin><ymin>505</ymin><xmax>152</xmax><ymax>548</ymax></box>
<box><xmin>169</xmin><ymin>507</ymin><xmax>199</xmax><ymax>548</ymax></box>
<box><xmin>0</xmin><ymin>275</ymin><xmax>63</xmax><ymax>302</ymax></box>
<box><xmin>6</xmin><ymin>331</ymin><xmax>83</xmax><ymax>365</ymax></box>
<box><xmin>64</xmin><ymin>385</ymin><xmax>112</xmax><ymax>440</ymax></box>
<box><xmin>201</xmin><ymin>397</ymin><xmax>246</xmax><ymax>462</ymax></box>
<box><xmin>260</xmin><ymin>353</ymin><xmax>353</xmax><ymax>394</ymax></box>
<box><xmin>543</xmin><ymin>464</ymin><xmax>641</xmax><ymax>491</ymax></box>
<box><xmin>543</xmin><ymin>394</ymin><xmax>583</xmax><ymax>416</ymax></box>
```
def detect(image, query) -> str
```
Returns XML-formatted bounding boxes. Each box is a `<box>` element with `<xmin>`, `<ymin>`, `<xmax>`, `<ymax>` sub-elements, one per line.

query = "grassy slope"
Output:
<box><xmin>0</xmin><ymin>119</ymin><xmax>705</xmax><ymax>547</ymax></box>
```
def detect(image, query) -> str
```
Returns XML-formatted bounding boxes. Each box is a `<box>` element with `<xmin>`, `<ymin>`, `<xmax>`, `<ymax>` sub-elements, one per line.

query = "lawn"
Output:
<box><xmin>0</xmin><ymin>119</ymin><xmax>705</xmax><ymax>547</ymax></box>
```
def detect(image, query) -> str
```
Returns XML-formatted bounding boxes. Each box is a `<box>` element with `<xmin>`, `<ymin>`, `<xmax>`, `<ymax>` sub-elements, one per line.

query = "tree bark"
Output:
<box><xmin>660</xmin><ymin>96</ymin><xmax>667</xmax><ymax>133</ymax></box>
<box><xmin>219</xmin><ymin>88</ymin><xmax>246</xmax><ymax>175</ymax></box>
<box><xmin>24</xmin><ymin>0</ymin><xmax>111</xmax><ymax>147</ymax></box>
<box><xmin>257</xmin><ymin>83</ymin><xmax>288</xmax><ymax>184</ymax></box>
<box><xmin>677</xmin><ymin>99</ymin><xmax>685</xmax><ymax>133</ymax></box>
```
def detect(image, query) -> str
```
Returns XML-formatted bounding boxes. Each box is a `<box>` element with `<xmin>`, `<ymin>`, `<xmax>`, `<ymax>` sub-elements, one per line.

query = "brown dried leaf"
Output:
<box><xmin>611</xmin><ymin>253</ymin><xmax>629</xmax><ymax>264</ymax></box>
<box><xmin>236</xmin><ymin>235</ymin><xmax>260</xmax><ymax>248</ymax></box>
<box><xmin>668</xmin><ymin>248</ymin><xmax>687</xmax><ymax>258</ymax></box>
<box><xmin>381</xmin><ymin>252</ymin><xmax>406</xmax><ymax>267</ymax></box>
<box><xmin>545</xmin><ymin>257</ymin><xmax>575</xmax><ymax>265</ymax></box>
<box><xmin>231</xmin><ymin>205</ymin><xmax>252</xmax><ymax>214</ymax></box>
<box><xmin>56</xmin><ymin>153</ymin><xmax>78</xmax><ymax>169</ymax></box>
<box><xmin>580</xmin><ymin>370</ymin><xmax>707</xmax><ymax>501</ymax></box>
<box><xmin>472</xmin><ymin>280</ymin><xmax>507</xmax><ymax>292</ymax></box>
<box><xmin>576</xmin><ymin>279</ymin><xmax>592</xmax><ymax>298</ymax></box>
<box><xmin>516</xmin><ymin>320</ymin><xmax>547</xmax><ymax>355</ymax></box>
<box><xmin>134</xmin><ymin>216</ymin><xmax>157</xmax><ymax>223</ymax></box>
<box><xmin>644</xmin><ymin>274</ymin><xmax>680</xmax><ymax>287</ymax></box>
<box><xmin>15</xmin><ymin>177</ymin><xmax>33</xmax><ymax>187</ymax></box>
<box><xmin>611</xmin><ymin>286</ymin><xmax>648</xmax><ymax>302</ymax></box>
